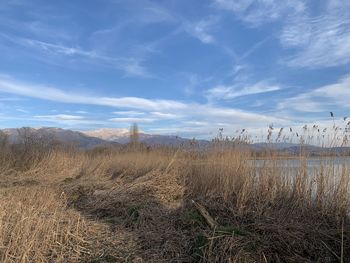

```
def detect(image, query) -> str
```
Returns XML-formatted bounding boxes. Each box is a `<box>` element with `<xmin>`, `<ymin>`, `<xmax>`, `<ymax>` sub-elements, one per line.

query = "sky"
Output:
<box><xmin>0</xmin><ymin>0</ymin><xmax>350</xmax><ymax>139</ymax></box>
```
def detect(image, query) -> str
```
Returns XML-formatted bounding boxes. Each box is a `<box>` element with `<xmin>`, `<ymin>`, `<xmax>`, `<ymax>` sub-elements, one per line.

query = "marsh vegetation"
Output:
<box><xmin>0</xmin><ymin>120</ymin><xmax>349</xmax><ymax>262</ymax></box>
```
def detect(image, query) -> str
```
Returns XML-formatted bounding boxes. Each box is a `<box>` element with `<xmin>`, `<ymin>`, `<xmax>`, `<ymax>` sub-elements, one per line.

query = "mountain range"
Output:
<box><xmin>1</xmin><ymin>127</ymin><xmax>207</xmax><ymax>148</ymax></box>
<box><xmin>1</xmin><ymin>127</ymin><xmax>350</xmax><ymax>155</ymax></box>
<box><xmin>2</xmin><ymin>127</ymin><xmax>107</xmax><ymax>149</ymax></box>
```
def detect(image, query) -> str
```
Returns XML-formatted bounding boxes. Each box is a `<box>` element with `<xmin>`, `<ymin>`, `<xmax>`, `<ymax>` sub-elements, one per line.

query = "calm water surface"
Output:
<box><xmin>254</xmin><ymin>157</ymin><xmax>350</xmax><ymax>177</ymax></box>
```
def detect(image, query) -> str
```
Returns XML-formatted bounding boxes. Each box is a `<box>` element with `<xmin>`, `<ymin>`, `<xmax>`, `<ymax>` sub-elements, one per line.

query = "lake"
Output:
<box><xmin>254</xmin><ymin>157</ymin><xmax>350</xmax><ymax>178</ymax></box>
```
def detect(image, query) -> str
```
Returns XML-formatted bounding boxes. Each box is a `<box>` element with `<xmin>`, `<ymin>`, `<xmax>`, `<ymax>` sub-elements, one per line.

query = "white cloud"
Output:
<box><xmin>281</xmin><ymin>8</ymin><xmax>350</xmax><ymax>68</ymax></box>
<box><xmin>278</xmin><ymin>75</ymin><xmax>350</xmax><ymax>112</ymax></box>
<box><xmin>0</xmin><ymin>114</ymin><xmax>108</xmax><ymax>129</ymax></box>
<box><xmin>143</xmin><ymin>3</ymin><xmax>217</xmax><ymax>44</ymax></box>
<box><xmin>113</xmin><ymin>111</ymin><xmax>180</xmax><ymax>121</ymax></box>
<box><xmin>144</xmin><ymin>6</ymin><xmax>176</xmax><ymax>23</ymax></box>
<box><xmin>0</xmin><ymin>75</ymin><xmax>187</xmax><ymax>111</ymax></box>
<box><xmin>184</xmin><ymin>18</ymin><xmax>217</xmax><ymax>44</ymax></box>
<box><xmin>183</xmin><ymin>73</ymin><xmax>213</xmax><ymax>97</ymax></box>
<box><xmin>198</xmin><ymin>105</ymin><xmax>283</xmax><ymax>125</ymax></box>
<box><xmin>16</xmin><ymin>108</ymin><xmax>29</xmax><ymax>113</ymax></box>
<box><xmin>0</xmin><ymin>33</ymin><xmax>151</xmax><ymax>78</ymax></box>
<box><xmin>183</xmin><ymin>121</ymin><xmax>210</xmax><ymax>126</ymax></box>
<box><xmin>30</xmin><ymin>114</ymin><xmax>114</xmax><ymax>127</ymax></box>
<box><xmin>0</xmin><ymin>97</ymin><xmax>25</xmax><ymax>101</ymax></box>
<box><xmin>149</xmin><ymin>111</ymin><xmax>179</xmax><ymax>119</ymax></box>
<box><xmin>213</xmin><ymin>0</ymin><xmax>305</xmax><ymax>26</ymax></box>
<box><xmin>99</xmin><ymin>97</ymin><xmax>187</xmax><ymax>111</ymax></box>
<box><xmin>34</xmin><ymin>114</ymin><xmax>85</xmax><ymax>121</ymax></box>
<box><xmin>214</xmin><ymin>0</ymin><xmax>254</xmax><ymax>13</ymax></box>
<box><xmin>109</xmin><ymin>117</ymin><xmax>155</xmax><ymax>123</ymax></box>
<box><xmin>21</xmin><ymin>38</ymin><xmax>92</xmax><ymax>56</ymax></box>
<box><xmin>113</xmin><ymin>111</ymin><xmax>145</xmax><ymax>116</ymax></box>
<box><xmin>214</xmin><ymin>0</ymin><xmax>350</xmax><ymax>69</ymax></box>
<box><xmin>120</xmin><ymin>59</ymin><xmax>151</xmax><ymax>78</ymax></box>
<box><xmin>0</xmin><ymin>74</ymin><xmax>290</xmax><ymax>132</ymax></box>
<box><xmin>206</xmin><ymin>81</ymin><xmax>280</xmax><ymax>100</ymax></box>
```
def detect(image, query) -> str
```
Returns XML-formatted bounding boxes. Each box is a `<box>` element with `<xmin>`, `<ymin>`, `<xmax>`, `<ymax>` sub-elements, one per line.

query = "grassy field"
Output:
<box><xmin>0</xmin><ymin>134</ymin><xmax>349</xmax><ymax>262</ymax></box>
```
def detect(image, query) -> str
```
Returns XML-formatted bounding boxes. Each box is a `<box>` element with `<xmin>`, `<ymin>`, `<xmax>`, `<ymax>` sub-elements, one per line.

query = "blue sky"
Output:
<box><xmin>0</xmin><ymin>0</ymin><xmax>350</xmax><ymax>138</ymax></box>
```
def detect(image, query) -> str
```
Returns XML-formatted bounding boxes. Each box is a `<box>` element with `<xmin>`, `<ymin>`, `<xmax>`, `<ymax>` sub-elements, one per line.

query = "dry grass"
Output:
<box><xmin>0</xmin><ymin>129</ymin><xmax>350</xmax><ymax>262</ymax></box>
<box><xmin>184</xmin><ymin>150</ymin><xmax>350</xmax><ymax>262</ymax></box>
<box><xmin>0</xmin><ymin>187</ymin><xmax>89</xmax><ymax>262</ymax></box>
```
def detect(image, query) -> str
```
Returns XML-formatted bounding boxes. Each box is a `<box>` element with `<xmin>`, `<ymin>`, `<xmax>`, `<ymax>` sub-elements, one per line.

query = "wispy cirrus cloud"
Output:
<box><xmin>34</xmin><ymin>114</ymin><xmax>85</xmax><ymax>121</ymax></box>
<box><xmin>121</xmin><ymin>1</ymin><xmax>218</xmax><ymax>45</ymax></box>
<box><xmin>20</xmin><ymin>37</ymin><xmax>94</xmax><ymax>57</ymax></box>
<box><xmin>0</xmin><ymin>96</ymin><xmax>25</xmax><ymax>101</ymax></box>
<box><xmin>213</xmin><ymin>0</ymin><xmax>305</xmax><ymax>26</ymax></box>
<box><xmin>0</xmin><ymin>74</ymin><xmax>185</xmax><ymax>111</ymax></box>
<box><xmin>109</xmin><ymin>117</ymin><xmax>155</xmax><ymax>123</ymax></box>
<box><xmin>280</xmin><ymin>6</ymin><xmax>350</xmax><ymax>68</ymax></box>
<box><xmin>213</xmin><ymin>0</ymin><xmax>350</xmax><ymax>69</ymax></box>
<box><xmin>16</xmin><ymin>108</ymin><xmax>29</xmax><ymax>114</ymax></box>
<box><xmin>0</xmin><ymin>74</ymin><xmax>290</xmax><ymax>133</ymax></box>
<box><xmin>112</xmin><ymin>111</ymin><xmax>145</xmax><ymax>116</ymax></box>
<box><xmin>112</xmin><ymin>110</ymin><xmax>180</xmax><ymax>121</ymax></box>
<box><xmin>0</xmin><ymin>33</ymin><xmax>152</xmax><ymax>78</ymax></box>
<box><xmin>149</xmin><ymin>111</ymin><xmax>179</xmax><ymax>119</ymax></box>
<box><xmin>206</xmin><ymin>80</ymin><xmax>281</xmax><ymax>100</ymax></box>
<box><xmin>278</xmin><ymin>75</ymin><xmax>350</xmax><ymax>112</ymax></box>
<box><xmin>30</xmin><ymin>114</ymin><xmax>112</xmax><ymax>127</ymax></box>
<box><xmin>75</xmin><ymin>111</ymin><xmax>88</xmax><ymax>114</ymax></box>
<box><xmin>183</xmin><ymin>17</ymin><xmax>218</xmax><ymax>44</ymax></box>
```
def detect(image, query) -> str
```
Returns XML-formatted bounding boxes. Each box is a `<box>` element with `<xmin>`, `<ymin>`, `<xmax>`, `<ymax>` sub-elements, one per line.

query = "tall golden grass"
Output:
<box><xmin>0</xmin><ymin>123</ymin><xmax>349</xmax><ymax>262</ymax></box>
